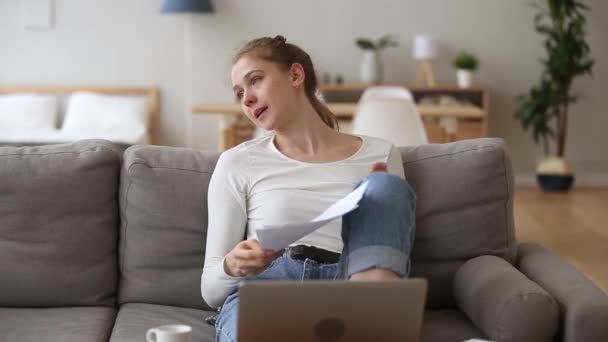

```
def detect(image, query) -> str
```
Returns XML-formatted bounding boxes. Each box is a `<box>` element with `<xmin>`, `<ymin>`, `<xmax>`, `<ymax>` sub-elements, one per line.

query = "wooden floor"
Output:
<box><xmin>514</xmin><ymin>186</ymin><xmax>608</xmax><ymax>293</ymax></box>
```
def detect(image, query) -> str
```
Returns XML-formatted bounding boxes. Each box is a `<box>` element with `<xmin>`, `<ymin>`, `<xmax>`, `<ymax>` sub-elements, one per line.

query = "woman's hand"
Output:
<box><xmin>224</xmin><ymin>239</ymin><xmax>283</xmax><ymax>277</ymax></box>
<box><xmin>370</xmin><ymin>162</ymin><xmax>388</xmax><ymax>173</ymax></box>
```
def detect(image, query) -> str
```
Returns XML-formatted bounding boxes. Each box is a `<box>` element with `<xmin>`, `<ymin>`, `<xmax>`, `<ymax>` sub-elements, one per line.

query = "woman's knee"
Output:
<box><xmin>363</xmin><ymin>172</ymin><xmax>416</xmax><ymax>203</ymax></box>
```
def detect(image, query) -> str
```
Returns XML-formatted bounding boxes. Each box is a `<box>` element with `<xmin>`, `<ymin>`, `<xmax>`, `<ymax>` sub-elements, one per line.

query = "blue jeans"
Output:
<box><xmin>214</xmin><ymin>172</ymin><xmax>417</xmax><ymax>342</ymax></box>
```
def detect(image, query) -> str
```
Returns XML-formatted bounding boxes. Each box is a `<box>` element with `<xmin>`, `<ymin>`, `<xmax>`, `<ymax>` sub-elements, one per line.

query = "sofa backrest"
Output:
<box><xmin>0</xmin><ymin>140</ymin><xmax>121</xmax><ymax>307</ymax></box>
<box><xmin>119</xmin><ymin>137</ymin><xmax>515</xmax><ymax>311</ymax></box>
<box><xmin>403</xmin><ymin>138</ymin><xmax>516</xmax><ymax>308</ymax></box>
<box><xmin>118</xmin><ymin>144</ymin><xmax>218</xmax><ymax>310</ymax></box>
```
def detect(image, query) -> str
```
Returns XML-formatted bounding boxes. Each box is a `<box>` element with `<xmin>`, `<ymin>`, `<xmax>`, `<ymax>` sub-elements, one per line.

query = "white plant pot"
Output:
<box><xmin>536</xmin><ymin>157</ymin><xmax>575</xmax><ymax>191</ymax></box>
<box><xmin>457</xmin><ymin>69</ymin><xmax>473</xmax><ymax>88</ymax></box>
<box><xmin>360</xmin><ymin>50</ymin><xmax>382</xmax><ymax>84</ymax></box>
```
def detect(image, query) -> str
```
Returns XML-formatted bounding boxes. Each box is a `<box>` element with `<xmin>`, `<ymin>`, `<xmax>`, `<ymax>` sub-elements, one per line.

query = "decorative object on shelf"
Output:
<box><xmin>355</xmin><ymin>34</ymin><xmax>398</xmax><ymax>84</ymax></box>
<box><xmin>335</xmin><ymin>74</ymin><xmax>344</xmax><ymax>85</ymax></box>
<box><xmin>453</xmin><ymin>51</ymin><xmax>479</xmax><ymax>88</ymax></box>
<box><xmin>413</xmin><ymin>35</ymin><xmax>437</xmax><ymax>87</ymax></box>
<box><xmin>322</xmin><ymin>72</ymin><xmax>331</xmax><ymax>85</ymax></box>
<box><xmin>161</xmin><ymin>0</ymin><xmax>214</xmax><ymax>13</ymax></box>
<box><xmin>515</xmin><ymin>0</ymin><xmax>594</xmax><ymax>192</ymax></box>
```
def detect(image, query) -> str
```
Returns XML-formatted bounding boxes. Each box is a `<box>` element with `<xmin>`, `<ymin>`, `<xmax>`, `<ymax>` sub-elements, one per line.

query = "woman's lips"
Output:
<box><xmin>254</xmin><ymin>106</ymin><xmax>268</xmax><ymax>119</ymax></box>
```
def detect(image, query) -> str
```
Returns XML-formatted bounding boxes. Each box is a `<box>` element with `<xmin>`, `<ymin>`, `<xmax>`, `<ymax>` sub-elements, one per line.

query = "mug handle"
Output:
<box><xmin>146</xmin><ymin>328</ymin><xmax>158</xmax><ymax>342</ymax></box>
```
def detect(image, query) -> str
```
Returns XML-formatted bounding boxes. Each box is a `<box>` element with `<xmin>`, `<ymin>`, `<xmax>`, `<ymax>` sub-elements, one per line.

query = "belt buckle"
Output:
<box><xmin>287</xmin><ymin>245</ymin><xmax>306</xmax><ymax>260</ymax></box>
<box><xmin>289</xmin><ymin>245</ymin><xmax>338</xmax><ymax>264</ymax></box>
<box><xmin>308</xmin><ymin>246</ymin><xmax>327</xmax><ymax>263</ymax></box>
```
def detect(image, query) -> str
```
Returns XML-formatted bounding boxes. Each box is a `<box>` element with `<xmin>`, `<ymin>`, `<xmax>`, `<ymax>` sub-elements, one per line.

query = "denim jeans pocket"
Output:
<box><xmin>261</xmin><ymin>256</ymin><xmax>282</xmax><ymax>273</ymax></box>
<box><xmin>246</xmin><ymin>256</ymin><xmax>284</xmax><ymax>281</ymax></box>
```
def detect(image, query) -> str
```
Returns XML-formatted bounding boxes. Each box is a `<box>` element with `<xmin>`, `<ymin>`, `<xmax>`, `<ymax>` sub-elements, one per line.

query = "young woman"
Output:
<box><xmin>201</xmin><ymin>35</ymin><xmax>417</xmax><ymax>342</ymax></box>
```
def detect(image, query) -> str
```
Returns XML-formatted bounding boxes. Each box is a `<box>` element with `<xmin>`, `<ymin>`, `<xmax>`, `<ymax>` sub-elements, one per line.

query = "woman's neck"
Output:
<box><xmin>274</xmin><ymin>122</ymin><xmax>338</xmax><ymax>156</ymax></box>
<box><xmin>273</xmin><ymin>102</ymin><xmax>339</xmax><ymax>156</ymax></box>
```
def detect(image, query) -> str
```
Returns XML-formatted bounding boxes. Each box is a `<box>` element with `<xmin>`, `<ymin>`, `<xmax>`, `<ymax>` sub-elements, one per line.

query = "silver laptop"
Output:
<box><xmin>238</xmin><ymin>278</ymin><xmax>427</xmax><ymax>342</ymax></box>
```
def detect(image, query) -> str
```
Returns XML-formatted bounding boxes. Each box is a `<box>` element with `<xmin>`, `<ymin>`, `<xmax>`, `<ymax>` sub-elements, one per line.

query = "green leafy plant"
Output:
<box><xmin>452</xmin><ymin>52</ymin><xmax>479</xmax><ymax>71</ymax></box>
<box><xmin>515</xmin><ymin>0</ymin><xmax>594</xmax><ymax>157</ymax></box>
<box><xmin>355</xmin><ymin>34</ymin><xmax>398</xmax><ymax>51</ymax></box>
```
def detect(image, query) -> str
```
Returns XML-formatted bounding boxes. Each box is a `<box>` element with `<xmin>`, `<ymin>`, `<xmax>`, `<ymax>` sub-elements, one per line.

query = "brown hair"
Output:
<box><xmin>233</xmin><ymin>35</ymin><xmax>339</xmax><ymax>131</ymax></box>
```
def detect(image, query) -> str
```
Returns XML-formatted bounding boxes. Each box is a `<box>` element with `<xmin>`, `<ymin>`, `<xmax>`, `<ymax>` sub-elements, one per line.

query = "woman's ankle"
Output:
<box><xmin>350</xmin><ymin>267</ymin><xmax>400</xmax><ymax>281</ymax></box>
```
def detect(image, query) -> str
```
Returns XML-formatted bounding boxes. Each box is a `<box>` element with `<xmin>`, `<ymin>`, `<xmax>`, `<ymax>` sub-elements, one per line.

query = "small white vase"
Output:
<box><xmin>457</xmin><ymin>69</ymin><xmax>473</xmax><ymax>88</ymax></box>
<box><xmin>360</xmin><ymin>50</ymin><xmax>382</xmax><ymax>84</ymax></box>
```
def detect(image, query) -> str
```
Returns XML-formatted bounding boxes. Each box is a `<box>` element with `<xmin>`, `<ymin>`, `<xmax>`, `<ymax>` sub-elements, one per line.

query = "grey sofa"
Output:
<box><xmin>1</xmin><ymin>138</ymin><xmax>606</xmax><ymax>342</ymax></box>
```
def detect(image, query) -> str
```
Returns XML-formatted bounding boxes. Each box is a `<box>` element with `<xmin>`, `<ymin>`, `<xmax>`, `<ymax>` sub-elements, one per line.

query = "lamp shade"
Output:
<box><xmin>161</xmin><ymin>0</ymin><xmax>214</xmax><ymax>13</ymax></box>
<box><xmin>413</xmin><ymin>35</ymin><xmax>437</xmax><ymax>60</ymax></box>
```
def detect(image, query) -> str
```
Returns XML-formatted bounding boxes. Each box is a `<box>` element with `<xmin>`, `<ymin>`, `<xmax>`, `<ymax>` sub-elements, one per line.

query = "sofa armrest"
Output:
<box><xmin>454</xmin><ymin>255</ymin><xmax>559</xmax><ymax>342</ymax></box>
<box><xmin>517</xmin><ymin>243</ymin><xmax>608</xmax><ymax>342</ymax></box>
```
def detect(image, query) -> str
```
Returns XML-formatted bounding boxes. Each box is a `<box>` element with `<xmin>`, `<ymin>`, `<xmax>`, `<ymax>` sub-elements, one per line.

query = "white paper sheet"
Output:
<box><xmin>257</xmin><ymin>181</ymin><xmax>369</xmax><ymax>251</ymax></box>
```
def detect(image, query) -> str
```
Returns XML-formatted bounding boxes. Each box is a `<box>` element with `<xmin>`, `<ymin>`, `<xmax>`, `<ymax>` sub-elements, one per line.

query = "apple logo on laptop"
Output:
<box><xmin>314</xmin><ymin>317</ymin><xmax>346</xmax><ymax>341</ymax></box>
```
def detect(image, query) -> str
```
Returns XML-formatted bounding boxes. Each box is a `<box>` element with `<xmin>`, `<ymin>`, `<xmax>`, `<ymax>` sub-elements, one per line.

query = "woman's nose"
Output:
<box><xmin>243</xmin><ymin>91</ymin><xmax>256</xmax><ymax>107</ymax></box>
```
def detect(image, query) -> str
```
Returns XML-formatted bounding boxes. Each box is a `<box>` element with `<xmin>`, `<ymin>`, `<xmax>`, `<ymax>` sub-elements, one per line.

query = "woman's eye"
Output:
<box><xmin>236</xmin><ymin>91</ymin><xmax>243</xmax><ymax>100</ymax></box>
<box><xmin>251</xmin><ymin>76</ymin><xmax>261</xmax><ymax>85</ymax></box>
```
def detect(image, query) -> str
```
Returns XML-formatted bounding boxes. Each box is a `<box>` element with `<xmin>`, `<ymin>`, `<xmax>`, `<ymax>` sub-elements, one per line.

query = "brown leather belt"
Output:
<box><xmin>286</xmin><ymin>245</ymin><xmax>341</xmax><ymax>264</ymax></box>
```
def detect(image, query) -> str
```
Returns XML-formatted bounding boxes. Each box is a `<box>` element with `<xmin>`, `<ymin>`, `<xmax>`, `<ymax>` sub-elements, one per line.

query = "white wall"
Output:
<box><xmin>1</xmin><ymin>0</ymin><xmax>606</xmax><ymax>183</ymax></box>
<box><xmin>190</xmin><ymin>0</ymin><xmax>608</xmax><ymax>184</ymax></box>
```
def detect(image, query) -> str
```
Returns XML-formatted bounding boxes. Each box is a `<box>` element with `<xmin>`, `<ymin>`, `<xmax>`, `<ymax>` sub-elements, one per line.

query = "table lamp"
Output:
<box><xmin>161</xmin><ymin>0</ymin><xmax>214</xmax><ymax>13</ymax></box>
<box><xmin>413</xmin><ymin>35</ymin><xmax>437</xmax><ymax>87</ymax></box>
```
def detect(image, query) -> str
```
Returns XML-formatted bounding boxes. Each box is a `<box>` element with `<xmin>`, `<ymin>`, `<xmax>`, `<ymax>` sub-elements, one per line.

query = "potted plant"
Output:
<box><xmin>515</xmin><ymin>0</ymin><xmax>594</xmax><ymax>192</ymax></box>
<box><xmin>355</xmin><ymin>34</ymin><xmax>398</xmax><ymax>84</ymax></box>
<box><xmin>452</xmin><ymin>51</ymin><xmax>479</xmax><ymax>88</ymax></box>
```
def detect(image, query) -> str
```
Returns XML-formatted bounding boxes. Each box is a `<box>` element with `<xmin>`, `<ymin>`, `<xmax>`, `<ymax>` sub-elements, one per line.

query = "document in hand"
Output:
<box><xmin>257</xmin><ymin>181</ymin><xmax>369</xmax><ymax>251</ymax></box>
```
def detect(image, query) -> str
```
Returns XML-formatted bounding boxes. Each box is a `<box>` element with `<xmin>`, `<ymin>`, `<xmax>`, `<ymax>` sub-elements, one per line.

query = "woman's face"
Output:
<box><xmin>231</xmin><ymin>54</ymin><xmax>301</xmax><ymax>131</ymax></box>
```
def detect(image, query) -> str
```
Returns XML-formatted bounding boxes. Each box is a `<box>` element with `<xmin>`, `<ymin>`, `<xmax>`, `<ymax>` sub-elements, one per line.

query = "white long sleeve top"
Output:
<box><xmin>200</xmin><ymin>134</ymin><xmax>405</xmax><ymax>308</ymax></box>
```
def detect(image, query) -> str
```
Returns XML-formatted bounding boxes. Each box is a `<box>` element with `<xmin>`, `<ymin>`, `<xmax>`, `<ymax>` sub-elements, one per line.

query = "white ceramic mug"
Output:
<box><xmin>146</xmin><ymin>324</ymin><xmax>192</xmax><ymax>342</ymax></box>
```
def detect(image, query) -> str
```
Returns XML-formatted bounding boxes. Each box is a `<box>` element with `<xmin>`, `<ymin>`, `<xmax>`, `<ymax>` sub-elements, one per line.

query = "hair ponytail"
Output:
<box><xmin>309</xmin><ymin>92</ymin><xmax>339</xmax><ymax>131</ymax></box>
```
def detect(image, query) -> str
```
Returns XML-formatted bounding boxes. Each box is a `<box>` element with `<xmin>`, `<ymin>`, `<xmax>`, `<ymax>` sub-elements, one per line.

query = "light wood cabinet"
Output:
<box><xmin>319</xmin><ymin>83</ymin><xmax>489</xmax><ymax>144</ymax></box>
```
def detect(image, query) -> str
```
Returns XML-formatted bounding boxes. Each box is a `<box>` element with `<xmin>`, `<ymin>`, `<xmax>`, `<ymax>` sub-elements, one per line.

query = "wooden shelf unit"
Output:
<box><xmin>319</xmin><ymin>84</ymin><xmax>489</xmax><ymax>144</ymax></box>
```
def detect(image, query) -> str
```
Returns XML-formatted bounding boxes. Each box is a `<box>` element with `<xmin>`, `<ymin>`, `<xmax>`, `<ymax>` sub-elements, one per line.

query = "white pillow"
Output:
<box><xmin>61</xmin><ymin>92</ymin><xmax>148</xmax><ymax>136</ymax></box>
<box><xmin>0</xmin><ymin>94</ymin><xmax>59</xmax><ymax>131</ymax></box>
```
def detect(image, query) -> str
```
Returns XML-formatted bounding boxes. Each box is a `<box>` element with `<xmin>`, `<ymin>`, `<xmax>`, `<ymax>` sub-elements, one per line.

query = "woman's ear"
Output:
<box><xmin>290</xmin><ymin>63</ymin><xmax>305</xmax><ymax>88</ymax></box>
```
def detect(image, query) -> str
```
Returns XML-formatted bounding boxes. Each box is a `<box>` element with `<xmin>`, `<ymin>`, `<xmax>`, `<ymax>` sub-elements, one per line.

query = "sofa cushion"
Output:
<box><xmin>454</xmin><ymin>255</ymin><xmax>559</xmax><ymax>342</ymax></box>
<box><xmin>401</xmin><ymin>138</ymin><xmax>516</xmax><ymax>308</ymax></box>
<box><xmin>0</xmin><ymin>306</ymin><xmax>116</xmax><ymax>342</ymax></box>
<box><xmin>108</xmin><ymin>305</ymin><xmax>482</xmax><ymax>342</ymax></box>
<box><xmin>109</xmin><ymin>303</ymin><xmax>216</xmax><ymax>342</ymax></box>
<box><xmin>0</xmin><ymin>140</ymin><xmax>121</xmax><ymax>307</ymax></box>
<box><xmin>410</xmin><ymin>260</ymin><xmax>464</xmax><ymax>309</ymax></box>
<box><xmin>117</xmin><ymin>138</ymin><xmax>514</xmax><ymax>311</ymax></box>
<box><xmin>118</xmin><ymin>145</ymin><xmax>219</xmax><ymax>310</ymax></box>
